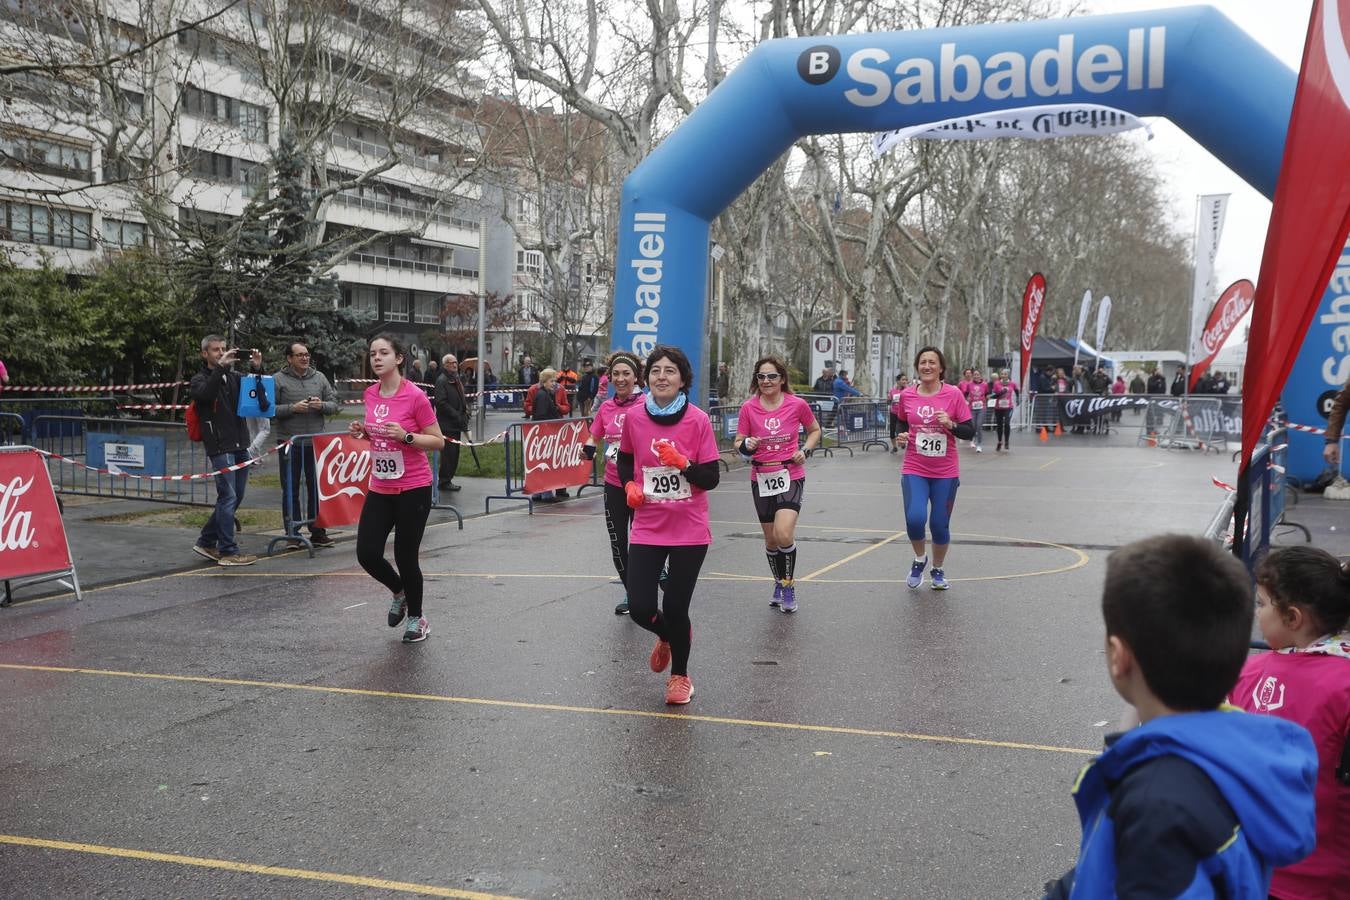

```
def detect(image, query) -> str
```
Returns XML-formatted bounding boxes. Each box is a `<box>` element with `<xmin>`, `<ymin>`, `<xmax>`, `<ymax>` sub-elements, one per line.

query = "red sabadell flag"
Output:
<box><xmin>1241</xmin><ymin>0</ymin><xmax>1350</xmax><ymax>471</ymax></box>
<box><xmin>1019</xmin><ymin>273</ymin><xmax>1048</xmax><ymax>391</ymax></box>
<box><xmin>1189</xmin><ymin>279</ymin><xmax>1255</xmax><ymax>390</ymax></box>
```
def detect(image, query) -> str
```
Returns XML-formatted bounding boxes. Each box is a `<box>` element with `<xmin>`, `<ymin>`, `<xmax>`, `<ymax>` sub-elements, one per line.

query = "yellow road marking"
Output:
<box><xmin>1039</xmin><ymin>457</ymin><xmax>1060</xmax><ymax>470</ymax></box>
<box><xmin>0</xmin><ymin>663</ymin><xmax>1096</xmax><ymax>757</ymax></box>
<box><xmin>0</xmin><ymin>834</ymin><xmax>517</xmax><ymax>899</ymax></box>
<box><xmin>798</xmin><ymin>531</ymin><xmax>909</xmax><ymax>582</ymax></box>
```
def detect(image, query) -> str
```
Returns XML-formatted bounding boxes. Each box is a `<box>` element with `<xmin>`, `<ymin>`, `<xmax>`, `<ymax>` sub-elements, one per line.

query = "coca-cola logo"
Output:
<box><xmin>1324</xmin><ymin>0</ymin><xmax>1350</xmax><ymax>110</ymax></box>
<box><xmin>1200</xmin><ymin>282</ymin><xmax>1255</xmax><ymax>357</ymax></box>
<box><xmin>523</xmin><ymin>421</ymin><xmax>587</xmax><ymax>475</ymax></box>
<box><xmin>316</xmin><ymin>438</ymin><xmax>370</xmax><ymax>500</ymax></box>
<box><xmin>1021</xmin><ymin>283</ymin><xmax>1045</xmax><ymax>352</ymax></box>
<box><xmin>0</xmin><ymin>475</ymin><xmax>38</xmax><ymax>553</ymax></box>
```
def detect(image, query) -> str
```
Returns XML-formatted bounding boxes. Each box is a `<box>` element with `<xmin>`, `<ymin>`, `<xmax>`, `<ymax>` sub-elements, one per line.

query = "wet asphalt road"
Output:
<box><xmin>0</xmin><ymin>433</ymin><xmax>1242</xmax><ymax>898</ymax></box>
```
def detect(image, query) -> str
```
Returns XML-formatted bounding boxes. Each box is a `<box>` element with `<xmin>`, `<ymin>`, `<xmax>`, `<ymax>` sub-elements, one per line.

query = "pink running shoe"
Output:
<box><xmin>665</xmin><ymin>675</ymin><xmax>693</xmax><ymax>705</ymax></box>
<box><xmin>649</xmin><ymin>639</ymin><xmax>671</xmax><ymax>673</ymax></box>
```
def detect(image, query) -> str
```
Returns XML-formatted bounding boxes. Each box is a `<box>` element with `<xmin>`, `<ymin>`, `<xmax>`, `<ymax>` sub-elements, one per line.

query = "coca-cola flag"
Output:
<box><xmin>0</xmin><ymin>449</ymin><xmax>74</xmax><ymax>581</ymax></box>
<box><xmin>313</xmin><ymin>434</ymin><xmax>370</xmax><ymax>528</ymax></box>
<box><xmin>1190</xmin><ymin>279</ymin><xmax>1255</xmax><ymax>390</ymax></box>
<box><xmin>522</xmin><ymin>419</ymin><xmax>592</xmax><ymax>495</ymax></box>
<box><xmin>1019</xmin><ymin>273</ymin><xmax>1048</xmax><ymax>391</ymax></box>
<box><xmin>1241</xmin><ymin>0</ymin><xmax>1350</xmax><ymax>472</ymax></box>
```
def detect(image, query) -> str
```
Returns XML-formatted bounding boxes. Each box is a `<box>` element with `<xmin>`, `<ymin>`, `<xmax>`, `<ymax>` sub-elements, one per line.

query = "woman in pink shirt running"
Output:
<box><xmin>582</xmin><ymin>351</ymin><xmax>644</xmax><ymax>616</ymax></box>
<box><xmin>734</xmin><ymin>355</ymin><xmax>821</xmax><ymax>614</ymax></box>
<box><xmin>1229</xmin><ymin>546</ymin><xmax>1350</xmax><ymax>900</ymax></box>
<box><xmin>347</xmin><ymin>334</ymin><xmax>446</xmax><ymax>643</ymax></box>
<box><xmin>618</xmin><ymin>346</ymin><xmax>721</xmax><ymax>705</ymax></box>
<box><xmin>894</xmin><ymin>347</ymin><xmax>974</xmax><ymax>591</ymax></box>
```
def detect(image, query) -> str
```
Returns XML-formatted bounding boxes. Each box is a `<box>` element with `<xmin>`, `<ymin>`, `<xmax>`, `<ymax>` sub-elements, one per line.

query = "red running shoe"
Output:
<box><xmin>665</xmin><ymin>675</ymin><xmax>694</xmax><ymax>705</ymax></box>
<box><xmin>649</xmin><ymin>639</ymin><xmax>671</xmax><ymax>673</ymax></box>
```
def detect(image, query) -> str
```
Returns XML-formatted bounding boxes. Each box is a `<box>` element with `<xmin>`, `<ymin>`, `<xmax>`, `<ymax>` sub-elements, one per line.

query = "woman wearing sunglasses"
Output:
<box><xmin>734</xmin><ymin>356</ymin><xmax>821</xmax><ymax>613</ymax></box>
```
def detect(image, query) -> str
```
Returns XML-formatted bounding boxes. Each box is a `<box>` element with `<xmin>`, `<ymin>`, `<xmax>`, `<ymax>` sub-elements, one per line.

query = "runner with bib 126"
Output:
<box><xmin>894</xmin><ymin>346</ymin><xmax>974</xmax><ymax>591</ymax></box>
<box><xmin>735</xmin><ymin>355</ymin><xmax>821</xmax><ymax>613</ymax></box>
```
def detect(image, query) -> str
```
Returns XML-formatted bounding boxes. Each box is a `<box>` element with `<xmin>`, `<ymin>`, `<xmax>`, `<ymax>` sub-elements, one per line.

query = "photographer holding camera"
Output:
<box><xmin>274</xmin><ymin>341</ymin><xmax>340</xmax><ymax>548</ymax></box>
<box><xmin>190</xmin><ymin>335</ymin><xmax>263</xmax><ymax>566</ymax></box>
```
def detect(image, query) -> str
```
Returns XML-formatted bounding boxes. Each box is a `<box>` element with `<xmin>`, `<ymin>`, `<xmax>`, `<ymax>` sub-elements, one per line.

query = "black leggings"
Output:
<box><xmin>603</xmin><ymin>482</ymin><xmax>632</xmax><ymax>587</ymax></box>
<box><xmin>994</xmin><ymin>409</ymin><xmax>1012</xmax><ymax>447</ymax></box>
<box><xmin>356</xmin><ymin>485</ymin><xmax>432</xmax><ymax>617</ymax></box>
<box><xmin>628</xmin><ymin>544</ymin><xmax>707</xmax><ymax>677</ymax></box>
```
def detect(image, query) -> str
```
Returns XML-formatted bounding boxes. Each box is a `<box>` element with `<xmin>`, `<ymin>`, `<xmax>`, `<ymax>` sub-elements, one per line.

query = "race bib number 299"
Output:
<box><xmin>643</xmin><ymin>465</ymin><xmax>691</xmax><ymax>502</ymax></box>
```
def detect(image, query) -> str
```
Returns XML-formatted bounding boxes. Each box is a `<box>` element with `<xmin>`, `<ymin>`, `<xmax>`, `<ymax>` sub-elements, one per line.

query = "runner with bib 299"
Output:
<box><xmin>894</xmin><ymin>347</ymin><xmax>973</xmax><ymax>592</ymax></box>
<box><xmin>734</xmin><ymin>355</ymin><xmax>821</xmax><ymax>613</ymax></box>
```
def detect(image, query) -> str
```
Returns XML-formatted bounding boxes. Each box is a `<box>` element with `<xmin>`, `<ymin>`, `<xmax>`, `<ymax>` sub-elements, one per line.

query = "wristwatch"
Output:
<box><xmin>403</xmin><ymin>431</ymin><xmax>416</xmax><ymax>445</ymax></box>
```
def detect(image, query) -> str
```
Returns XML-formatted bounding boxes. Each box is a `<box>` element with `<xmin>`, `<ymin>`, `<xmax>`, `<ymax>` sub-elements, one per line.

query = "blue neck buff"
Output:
<box><xmin>646</xmin><ymin>391</ymin><xmax>687</xmax><ymax>416</ymax></box>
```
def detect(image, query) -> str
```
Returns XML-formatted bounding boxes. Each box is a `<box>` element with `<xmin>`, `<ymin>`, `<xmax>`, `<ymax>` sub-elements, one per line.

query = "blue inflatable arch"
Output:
<box><xmin>613</xmin><ymin>5</ymin><xmax>1295</xmax><ymax>394</ymax></box>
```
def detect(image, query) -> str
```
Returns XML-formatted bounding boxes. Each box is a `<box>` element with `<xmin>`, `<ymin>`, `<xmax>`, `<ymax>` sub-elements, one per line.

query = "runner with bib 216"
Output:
<box><xmin>894</xmin><ymin>346</ymin><xmax>974</xmax><ymax>592</ymax></box>
<box><xmin>734</xmin><ymin>355</ymin><xmax>821</xmax><ymax>614</ymax></box>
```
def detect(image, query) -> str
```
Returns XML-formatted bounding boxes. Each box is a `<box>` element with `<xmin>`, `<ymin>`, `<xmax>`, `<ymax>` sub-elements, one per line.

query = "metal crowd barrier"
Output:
<box><xmin>832</xmin><ymin>398</ymin><xmax>890</xmax><ymax>452</ymax></box>
<box><xmin>1137</xmin><ymin>396</ymin><xmax>1242</xmax><ymax>453</ymax></box>
<box><xmin>33</xmin><ymin>415</ymin><xmax>211</xmax><ymax>504</ymax></box>
<box><xmin>1238</xmin><ymin>422</ymin><xmax>1310</xmax><ymax>570</ymax></box>
<box><xmin>0</xmin><ymin>411</ymin><xmax>24</xmax><ymax>445</ymax></box>
<box><xmin>485</xmin><ymin>418</ymin><xmax>602</xmax><ymax>514</ymax></box>
<box><xmin>266</xmin><ymin>431</ymin><xmax>464</xmax><ymax>557</ymax></box>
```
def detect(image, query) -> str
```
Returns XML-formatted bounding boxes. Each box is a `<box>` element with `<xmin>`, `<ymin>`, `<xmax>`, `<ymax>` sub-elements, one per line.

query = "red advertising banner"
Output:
<box><xmin>1019</xmin><ymin>273</ymin><xmax>1048</xmax><ymax>391</ymax></box>
<box><xmin>0</xmin><ymin>449</ymin><xmax>74</xmax><ymax>580</ymax></box>
<box><xmin>1189</xmin><ymin>279</ymin><xmax>1255</xmax><ymax>390</ymax></box>
<box><xmin>1241</xmin><ymin>0</ymin><xmax>1350</xmax><ymax>471</ymax></box>
<box><xmin>522</xmin><ymin>419</ymin><xmax>592</xmax><ymax>494</ymax></box>
<box><xmin>313</xmin><ymin>434</ymin><xmax>370</xmax><ymax>528</ymax></box>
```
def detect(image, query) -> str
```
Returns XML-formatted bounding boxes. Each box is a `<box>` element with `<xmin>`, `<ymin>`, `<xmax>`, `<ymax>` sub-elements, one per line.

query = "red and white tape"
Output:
<box><xmin>37</xmin><ymin>442</ymin><xmax>290</xmax><ymax>480</ymax></box>
<box><xmin>1288</xmin><ymin>423</ymin><xmax>1328</xmax><ymax>435</ymax></box>
<box><xmin>117</xmin><ymin>404</ymin><xmax>189</xmax><ymax>411</ymax></box>
<box><xmin>3</xmin><ymin>380</ymin><xmax>188</xmax><ymax>393</ymax></box>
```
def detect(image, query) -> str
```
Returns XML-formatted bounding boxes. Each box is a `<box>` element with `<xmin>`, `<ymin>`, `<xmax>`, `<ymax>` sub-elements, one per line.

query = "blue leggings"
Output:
<box><xmin>901</xmin><ymin>474</ymin><xmax>960</xmax><ymax>545</ymax></box>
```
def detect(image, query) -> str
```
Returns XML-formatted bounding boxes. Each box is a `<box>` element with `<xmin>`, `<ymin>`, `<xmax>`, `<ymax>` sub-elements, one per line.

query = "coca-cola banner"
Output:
<box><xmin>1190</xmin><ymin>279</ymin><xmax>1255</xmax><ymax>390</ymax></box>
<box><xmin>0</xmin><ymin>449</ymin><xmax>74</xmax><ymax>581</ymax></box>
<box><xmin>1019</xmin><ymin>273</ymin><xmax>1048</xmax><ymax>391</ymax></box>
<box><xmin>521</xmin><ymin>419</ymin><xmax>592</xmax><ymax>495</ymax></box>
<box><xmin>313</xmin><ymin>434</ymin><xmax>370</xmax><ymax>529</ymax></box>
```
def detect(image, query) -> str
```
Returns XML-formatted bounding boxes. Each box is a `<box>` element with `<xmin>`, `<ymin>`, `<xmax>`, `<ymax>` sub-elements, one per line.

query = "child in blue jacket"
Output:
<box><xmin>1044</xmin><ymin>535</ymin><xmax>1318</xmax><ymax>899</ymax></box>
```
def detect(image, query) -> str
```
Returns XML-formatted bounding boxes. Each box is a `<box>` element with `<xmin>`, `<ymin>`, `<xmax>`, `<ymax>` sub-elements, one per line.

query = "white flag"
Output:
<box><xmin>1073</xmin><ymin>290</ymin><xmax>1093</xmax><ymax>367</ymax></box>
<box><xmin>1095</xmin><ymin>295</ymin><xmax>1113</xmax><ymax>357</ymax></box>
<box><xmin>1189</xmin><ymin>195</ymin><xmax>1229</xmax><ymax>364</ymax></box>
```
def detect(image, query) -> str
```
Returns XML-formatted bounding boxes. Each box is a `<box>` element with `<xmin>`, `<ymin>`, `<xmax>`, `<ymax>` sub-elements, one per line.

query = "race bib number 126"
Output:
<box><xmin>755</xmin><ymin>468</ymin><xmax>790</xmax><ymax>497</ymax></box>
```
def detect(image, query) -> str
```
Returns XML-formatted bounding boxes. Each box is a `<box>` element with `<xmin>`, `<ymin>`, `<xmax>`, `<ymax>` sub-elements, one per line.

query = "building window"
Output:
<box><xmin>1</xmin><ymin>199</ymin><xmax>91</xmax><ymax>249</ymax></box>
<box><xmin>516</xmin><ymin>249</ymin><xmax>542</xmax><ymax>277</ymax></box>
<box><xmin>238</xmin><ymin>102</ymin><xmax>269</xmax><ymax>142</ymax></box>
<box><xmin>183</xmin><ymin>86</ymin><xmax>269</xmax><ymax>142</ymax></box>
<box><xmin>414</xmin><ymin>292</ymin><xmax>439</xmax><ymax>325</ymax></box>
<box><xmin>0</xmin><ymin>132</ymin><xmax>93</xmax><ymax>181</ymax></box>
<box><xmin>177</xmin><ymin>206</ymin><xmax>236</xmax><ymax>236</ymax></box>
<box><xmin>341</xmin><ymin>285</ymin><xmax>378</xmax><ymax>314</ymax></box>
<box><xmin>514</xmin><ymin>194</ymin><xmax>538</xmax><ymax>225</ymax></box>
<box><xmin>101</xmin><ymin>218</ymin><xmax>146</xmax><ymax>248</ymax></box>
<box><xmin>385</xmin><ymin>289</ymin><xmax>409</xmax><ymax>323</ymax></box>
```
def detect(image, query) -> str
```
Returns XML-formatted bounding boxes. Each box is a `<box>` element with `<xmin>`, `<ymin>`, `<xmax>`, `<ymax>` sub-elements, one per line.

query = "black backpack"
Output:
<box><xmin>533</xmin><ymin>385</ymin><xmax>559</xmax><ymax>420</ymax></box>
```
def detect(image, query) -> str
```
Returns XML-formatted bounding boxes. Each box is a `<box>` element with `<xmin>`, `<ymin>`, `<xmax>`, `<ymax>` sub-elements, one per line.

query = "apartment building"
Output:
<box><xmin>0</xmin><ymin>0</ymin><xmax>486</xmax><ymax>364</ymax></box>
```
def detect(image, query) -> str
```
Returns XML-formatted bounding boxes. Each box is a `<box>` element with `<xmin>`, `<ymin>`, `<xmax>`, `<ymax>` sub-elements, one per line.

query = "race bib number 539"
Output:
<box><xmin>371</xmin><ymin>450</ymin><xmax>405</xmax><ymax>480</ymax></box>
<box><xmin>643</xmin><ymin>465</ymin><xmax>691</xmax><ymax>502</ymax></box>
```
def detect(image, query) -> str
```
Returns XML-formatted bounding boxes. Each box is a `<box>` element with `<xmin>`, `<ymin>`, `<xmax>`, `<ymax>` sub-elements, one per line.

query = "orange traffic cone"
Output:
<box><xmin>1039</xmin><ymin>426</ymin><xmax>1048</xmax><ymax>442</ymax></box>
<box><xmin>1054</xmin><ymin>422</ymin><xmax>1063</xmax><ymax>437</ymax></box>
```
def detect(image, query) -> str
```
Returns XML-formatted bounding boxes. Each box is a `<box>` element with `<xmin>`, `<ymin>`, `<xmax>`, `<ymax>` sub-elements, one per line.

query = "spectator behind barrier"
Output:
<box><xmin>190</xmin><ymin>335</ymin><xmax>263</xmax><ymax>567</ymax></box>
<box><xmin>273</xmin><ymin>340</ymin><xmax>340</xmax><ymax>548</ymax></box>
<box><xmin>525</xmin><ymin>368</ymin><xmax>571</xmax><ymax>502</ymax></box>
<box><xmin>832</xmin><ymin>369</ymin><xmax>861</xmax><ymax>400</ymax></box>
<box><xmin>812</xmin><ymin>367</ymin><xmax>836</xmax><ymax>394</ymax></box>
<box><xmin>434</xmin><ymin>354</ymin><xmax>468</xmax><ymax>492</ymax></box>
<box><xmin>1042</xmin><ymin>535</ymin><xmax>1317</xmax><ymax>900</ymax></box>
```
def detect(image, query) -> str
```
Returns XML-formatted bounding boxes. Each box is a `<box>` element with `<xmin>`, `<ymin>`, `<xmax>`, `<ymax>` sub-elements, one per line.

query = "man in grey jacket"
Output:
<box><xmin>274</xmin><ymin>341</ymin><xmax>340</xmax><ymax>547</ymax></box>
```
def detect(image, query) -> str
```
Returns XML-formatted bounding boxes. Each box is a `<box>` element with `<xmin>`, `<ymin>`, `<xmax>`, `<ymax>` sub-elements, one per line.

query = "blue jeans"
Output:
<box><xmin>279</xmin><ymin>441</ymin><xmax>322</xmax><ymax>535</ymax></box>
<box><xmin>901</xmin><ymin>474</ymin><xmax>960</xmax><ymax>545</ymax></box>
<box><xmin>199</xmin><ymin>450</ymin><xmax>250</xmax><ymax>556</ymax></box>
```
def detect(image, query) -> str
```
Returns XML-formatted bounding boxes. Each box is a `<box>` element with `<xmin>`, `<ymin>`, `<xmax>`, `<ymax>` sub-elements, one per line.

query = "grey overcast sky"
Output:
<box><xmin>1086</xmin><ymin>1</ymin><xmax>1314</xmax><ymax>289</ymax></box>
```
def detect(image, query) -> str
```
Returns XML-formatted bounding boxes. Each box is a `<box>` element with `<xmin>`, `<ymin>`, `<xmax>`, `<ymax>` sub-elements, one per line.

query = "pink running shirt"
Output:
<box><xmin>888</xmin><ymin>386</ymin><xmax>905</xmax><ymax>417</ymax></box>
<box><xmin>620</xmin><ymin>402</ymin><xmax>720</xmax><ymax>546</ymax></box>
<box><xmin>363</xmin><ymin>379</ymin><xmax>436</xmax><ymax>494</ymax></box>
<box><xmin>966</xmin><ymin>381</ymin><xmax>989</xmax><ymax>410</ymax></box>
<box><xmin>1229</xmin><ymin>642</ymin><xmax>1350</xmax><ymax>900</ymax></box>
<box><xmin>896</xmin><ymin>384</ymin><xmax>971</xmax><ymax>479</ymax></box>
<box><xmin>736</xmin><ymin>393</ymin><xmax>816</xmax><ymax>481</ymax></box>
<box><xmin>590</xmin><ymin>392</ymin><xmax>643</xmax><ymax>487</ymax></box>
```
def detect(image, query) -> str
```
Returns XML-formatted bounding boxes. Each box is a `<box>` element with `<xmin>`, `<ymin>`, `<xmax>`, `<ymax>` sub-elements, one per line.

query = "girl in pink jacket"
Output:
<box><xmin>1230</xmin><ymin>546</ymin><xmax>1350</xmax><ymax>900</ymax></box>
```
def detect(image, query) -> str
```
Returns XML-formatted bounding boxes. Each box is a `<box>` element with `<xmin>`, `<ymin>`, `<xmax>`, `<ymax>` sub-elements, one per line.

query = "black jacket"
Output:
<box><xmin>434</xmin><ymin>371</ymin><xmax>467</xmax><ymax>432</ymax></box>
<box><xmin>1170</xmin><ymin>374</ymin><xmax>1186</xmax><ymax>397</ymax></box>
<box><xmin>190</xmin><ymin>362</ymin><xmax>251</xmax><ymax>457</ymax></box>
<box><xmin>1146</xmin><ymin>373</ymin><xmax>1166</xmax><ymax>394</ymax></box>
